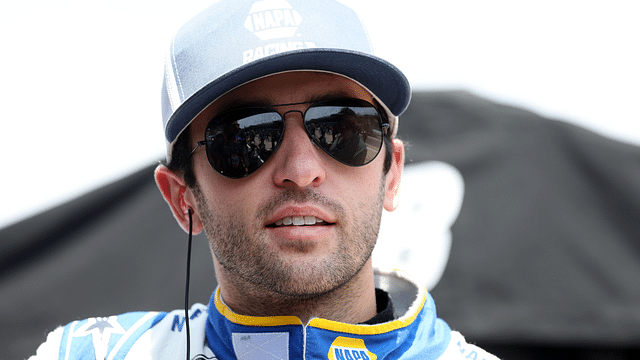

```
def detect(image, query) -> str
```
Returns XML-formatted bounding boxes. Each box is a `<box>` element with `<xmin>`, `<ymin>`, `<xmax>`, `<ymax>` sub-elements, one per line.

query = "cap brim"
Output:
<box><xmin>165</xmin><ymin>48</ymin><xmax>411</xmax><ymax>146</ymax></box>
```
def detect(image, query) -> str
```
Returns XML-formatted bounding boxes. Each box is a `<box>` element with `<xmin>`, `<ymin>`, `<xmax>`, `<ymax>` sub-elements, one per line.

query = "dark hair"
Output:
<box><xmin>166</xmin><ymin>128</ymin><xmax>198</xmax><ymax>188</ymax></box>
<box><xmin>165</xmin><ymin>108</ymin><xmax>395</xmax><ymax>188</ymax></box>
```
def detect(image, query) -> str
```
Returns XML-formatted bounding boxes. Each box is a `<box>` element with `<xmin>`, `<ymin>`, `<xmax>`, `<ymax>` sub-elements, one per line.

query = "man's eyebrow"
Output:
<box><xmin>220</xmin><ymin>98</ymin><xmax>270</xmax><ymax>112</ymax></box>
<box><xmin>286</xmin><ymin>92</ymin><xmax>354</xmax><ymax>105</ymax></box>
<box><xmin>218</xmin><ymin>91</ymin><xmax>354</xmax><ymax>113</ymax></box>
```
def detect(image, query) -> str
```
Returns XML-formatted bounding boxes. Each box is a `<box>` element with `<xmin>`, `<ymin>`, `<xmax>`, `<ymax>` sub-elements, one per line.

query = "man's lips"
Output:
<box><xmin>265</xmin><ymin>206</ymin><xmax>336</xmax><ymax>228</ymax></box>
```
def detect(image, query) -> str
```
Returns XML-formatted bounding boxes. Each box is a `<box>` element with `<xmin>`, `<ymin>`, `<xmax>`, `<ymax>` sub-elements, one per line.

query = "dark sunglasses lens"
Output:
<box><xmin>305</xmin><ymin>99</ymin><xmax>384</xmax><ymax>166</ymax></box>
<box><xmin>204</xmin><ymin>108</ymin><xmax>284</xmax><ymax>178</ymax></box>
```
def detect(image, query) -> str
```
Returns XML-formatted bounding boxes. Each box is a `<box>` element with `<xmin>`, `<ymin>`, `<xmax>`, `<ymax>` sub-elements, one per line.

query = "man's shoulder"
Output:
<box><xmin>29</xmin><ymin>305</ymin><xmax>208</xmax><ymax>360</ymax></box>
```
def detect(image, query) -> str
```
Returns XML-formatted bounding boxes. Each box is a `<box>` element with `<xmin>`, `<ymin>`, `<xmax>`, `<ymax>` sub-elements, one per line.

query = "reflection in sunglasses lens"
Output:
<box><xmin>203</xmin><ymin>99</ymin><xmax>384</xmax><ymax>178</ymax></box>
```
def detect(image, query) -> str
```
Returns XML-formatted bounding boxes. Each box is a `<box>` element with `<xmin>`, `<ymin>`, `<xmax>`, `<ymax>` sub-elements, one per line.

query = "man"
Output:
<box><xmin>31</xmin><ymin>0</ymin><xmax>499</xmax><ymax>359</ymax></box>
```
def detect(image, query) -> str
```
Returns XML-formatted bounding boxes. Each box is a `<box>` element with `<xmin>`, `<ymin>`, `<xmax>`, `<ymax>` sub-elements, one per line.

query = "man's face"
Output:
<box><xmin>186</xmin><ymin>71</ymin><xmax>403</xmax><ymax>299</ymax></box>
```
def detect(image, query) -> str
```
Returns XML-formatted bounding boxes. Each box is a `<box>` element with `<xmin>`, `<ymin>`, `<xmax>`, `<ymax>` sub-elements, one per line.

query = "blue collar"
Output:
<box><xmin>205</xmin><ymin>269</ymin><xmax>451</xmax><ymax>359</ymax></box>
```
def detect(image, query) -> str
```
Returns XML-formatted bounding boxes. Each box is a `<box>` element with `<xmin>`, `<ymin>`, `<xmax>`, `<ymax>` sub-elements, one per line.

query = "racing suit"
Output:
<box><xmin>30</xmin><ymin>269</ymin><xmax>499</xmax><ymax>359</ymax></box>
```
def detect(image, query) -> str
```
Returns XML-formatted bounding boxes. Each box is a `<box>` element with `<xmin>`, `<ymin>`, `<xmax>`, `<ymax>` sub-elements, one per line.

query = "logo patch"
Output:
<box><xmin>242</xmin><ymin>0</ymin><xmax>315</xmax><ymax>64</ymax></box>
<box><xmin>244</xmin><ymin>0</ymin><xmax>303</xmax><ymax>40</ymax></box>
<box><xmin>71</xmin><ymin>316</ymin><xmax>126</xmax><ymax>360</ymax></box>
<box><xmin>328</xmin><ymin>337</ymin><xmax>377</xmax><ymax>360</ymax></box>
<box><xmin>232</xmin><ymin>332</ymin><xmax>289</xmax><ymax>360</ymax></box>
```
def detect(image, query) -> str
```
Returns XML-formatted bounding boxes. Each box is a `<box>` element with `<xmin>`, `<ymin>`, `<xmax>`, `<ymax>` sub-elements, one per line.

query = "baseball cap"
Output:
<box><xmin>161</xmin><ymin>0</ymin><xmax>411</xmax><ymax>161</ymax></box>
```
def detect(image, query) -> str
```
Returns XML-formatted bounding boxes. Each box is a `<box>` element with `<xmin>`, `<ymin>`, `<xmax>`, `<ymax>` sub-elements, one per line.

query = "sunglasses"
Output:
<box><xmin>190</xmin><ymin>98</ymin><xmax>390</xmax><ymax>179</ymax></box>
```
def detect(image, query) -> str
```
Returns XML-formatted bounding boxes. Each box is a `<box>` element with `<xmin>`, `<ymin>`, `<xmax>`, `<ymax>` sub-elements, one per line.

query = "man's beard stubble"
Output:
<box><xmin>191</xmin><ymin>178</ymin><xmax>386</xmax><ymax>301</ymax></box>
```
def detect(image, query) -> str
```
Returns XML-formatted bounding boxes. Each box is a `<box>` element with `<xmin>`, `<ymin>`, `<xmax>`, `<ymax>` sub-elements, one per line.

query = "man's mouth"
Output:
<box><xmin>269</xmin><ymin>216</ymin><xmax>331</xmax><ymax>227</ymax></box>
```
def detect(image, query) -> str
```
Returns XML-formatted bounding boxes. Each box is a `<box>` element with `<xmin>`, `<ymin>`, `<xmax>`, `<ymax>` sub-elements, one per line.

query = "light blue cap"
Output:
<box><xmin>161</xmin><ymin>0</ymin><xmax>411</xmax><ymax>160</ymax></box>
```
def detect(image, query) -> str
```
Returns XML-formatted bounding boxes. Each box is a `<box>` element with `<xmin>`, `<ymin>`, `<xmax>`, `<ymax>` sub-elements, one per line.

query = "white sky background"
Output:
<box><xmin>1</xmin><ymin>0</ymin><xmax>638</xmax><ymax>229</ymax></box>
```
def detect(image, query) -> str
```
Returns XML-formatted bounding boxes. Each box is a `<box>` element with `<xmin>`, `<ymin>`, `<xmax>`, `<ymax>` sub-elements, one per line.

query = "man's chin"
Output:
<box><xmin>256</xmin><ymin>262</ymin><xmax>357</xmax><ymax>300</ymax></box>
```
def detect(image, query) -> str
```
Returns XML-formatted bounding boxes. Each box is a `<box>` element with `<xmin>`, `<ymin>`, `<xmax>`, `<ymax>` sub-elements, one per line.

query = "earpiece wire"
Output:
<box><xmin>185</xmin><ymin>209</ymin><xmax>193</xmax><ymax>360</ymax></box>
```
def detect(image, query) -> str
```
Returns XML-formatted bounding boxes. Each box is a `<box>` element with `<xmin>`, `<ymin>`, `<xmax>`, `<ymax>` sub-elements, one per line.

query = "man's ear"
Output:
<box><xmin>154</xmin><ymin>164</ymin><xmax>203</xmax><ymax>234</ymax></box>
<box><xmin>384</xmin><ymin>138</ymin><xmax>405</xmax><ymax>212</ymax></box>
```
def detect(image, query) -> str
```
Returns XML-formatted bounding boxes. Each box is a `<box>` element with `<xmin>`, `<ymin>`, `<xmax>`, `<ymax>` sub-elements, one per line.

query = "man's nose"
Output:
<box><xmin>270</xmin><ymin>112</ymin><xmax>326</xmax><ymax>188</ymax></box>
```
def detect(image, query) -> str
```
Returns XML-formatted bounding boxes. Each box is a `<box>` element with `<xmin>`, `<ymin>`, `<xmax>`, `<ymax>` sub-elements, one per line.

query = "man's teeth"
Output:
<box><xmin>274</xmin><ymin>216</ymin><xmax>326</xmax><ymax>226</ymax></box>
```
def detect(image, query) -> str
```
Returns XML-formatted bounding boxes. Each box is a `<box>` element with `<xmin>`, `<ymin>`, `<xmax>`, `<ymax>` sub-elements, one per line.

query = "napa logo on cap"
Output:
<box><xmin>242</xmin><ymin>0</ymin><xmax>316</xmax><ymax>64</ymax></box>
<box><xmin>244</xmin><ymin>0</ymin><xmax>303</xmax><ymax>40</ymax></box>
<box><xmin>327</xmin><ymin>337</ymin><xmax>377</xmax><ymax>360</ymax></box>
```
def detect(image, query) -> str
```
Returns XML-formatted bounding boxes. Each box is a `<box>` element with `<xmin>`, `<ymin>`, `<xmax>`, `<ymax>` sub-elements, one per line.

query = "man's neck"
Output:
<box><xmin>214</xmin><ymin>262</ymin><xmax>378</xmax><ymax>325</ymax></box>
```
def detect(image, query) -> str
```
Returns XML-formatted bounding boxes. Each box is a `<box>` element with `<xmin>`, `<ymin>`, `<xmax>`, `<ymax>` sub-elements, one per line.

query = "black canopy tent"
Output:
<box><xmin>3</xmin><ymin>91</ymin><xmax>640</xmax><ymax>359</ymax></box>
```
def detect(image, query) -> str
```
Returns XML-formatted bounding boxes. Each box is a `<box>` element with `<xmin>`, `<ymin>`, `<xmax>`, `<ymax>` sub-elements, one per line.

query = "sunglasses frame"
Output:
<box><xmin>190</xmin><ymin>98</ymin><xmax>390</xmax><ymax>178</ymax></box>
